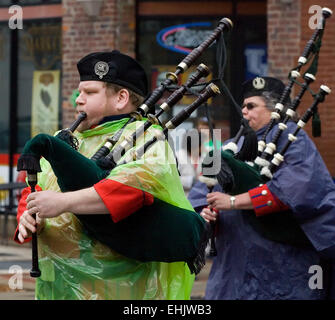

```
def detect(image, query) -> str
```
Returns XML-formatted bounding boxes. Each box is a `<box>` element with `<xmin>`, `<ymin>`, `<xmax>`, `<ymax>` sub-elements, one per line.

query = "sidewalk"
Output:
<box><xmin>0</xmin><ymin>244</ymin><xmax>211</xmax><ymax>300</ymax></box>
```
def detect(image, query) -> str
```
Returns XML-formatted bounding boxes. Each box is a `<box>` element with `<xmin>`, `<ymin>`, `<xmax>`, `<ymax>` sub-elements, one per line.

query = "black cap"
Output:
<box><xmin>242</xmin><ymin>76</ymin><xmax>285</xmax><ymax>100</ymax></box>
<box><xmin>77</xmin><ymin>51</ymin><xmax>148</xmax><ymax>97</ymax></box>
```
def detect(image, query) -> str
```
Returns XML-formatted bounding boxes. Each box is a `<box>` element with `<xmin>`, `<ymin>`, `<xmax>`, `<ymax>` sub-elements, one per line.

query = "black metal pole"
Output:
<box><xmin>229</xmin><ymin>0</ymin><xmax>240</xmax><ymax>137</ymax></box>
<box><xmin>8</xmin><ymin>16</ymin><xmax>18</xmax><ymax>184</ymax></box>
<box><xmin>5</xmin><ymin>4</ymin><xmax>19</xmax><ymax>244</ymax></box>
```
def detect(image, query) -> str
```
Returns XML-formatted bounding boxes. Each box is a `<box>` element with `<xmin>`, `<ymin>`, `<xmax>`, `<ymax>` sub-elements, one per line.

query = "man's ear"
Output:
<box><xmin>114</xmin><ymin>88</ymin><xmax>130</xmax><ymax>111</ymax></box>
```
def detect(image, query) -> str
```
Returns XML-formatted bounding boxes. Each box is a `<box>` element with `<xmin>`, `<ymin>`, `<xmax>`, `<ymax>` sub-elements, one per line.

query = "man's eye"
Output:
<box><xmin>246</xmin><ymin>103</ymin><xmax>255</xmax><ymax>110</ymax></box>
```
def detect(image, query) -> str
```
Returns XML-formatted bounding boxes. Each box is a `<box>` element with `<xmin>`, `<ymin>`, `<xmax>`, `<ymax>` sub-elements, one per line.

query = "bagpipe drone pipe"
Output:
<box><xmin>255</xmin><ymin>7</ymin><xmax>332</xmax><ymax>162</ymax></box>
<box><xmin>200</xmin><ymin>7</ymin><xmax>332</xmax><ymax>250</ymax></box>
<box><xmin>16</xmin><ymin>17</ymin><xmax>233</xmax><ymax>277</ymax></box>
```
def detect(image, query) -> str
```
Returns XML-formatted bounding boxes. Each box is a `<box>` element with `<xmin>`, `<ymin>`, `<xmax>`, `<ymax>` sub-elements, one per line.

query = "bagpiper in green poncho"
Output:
<box><xmin>16</xmin><ymin>116</ymin><xmax>196</xmax><ymax>300</ymax></box>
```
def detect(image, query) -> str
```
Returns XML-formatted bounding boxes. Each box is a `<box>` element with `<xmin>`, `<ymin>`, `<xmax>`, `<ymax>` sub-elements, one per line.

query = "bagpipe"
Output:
<box><xmin>201</xmin><ymin>7</ymin><xmax>332</xmax><ymax>254</ymax></box>
<box><xmin>17</xmin><ymin>18</ymin><xmax>233</xmax><ymax>277</ymax></box>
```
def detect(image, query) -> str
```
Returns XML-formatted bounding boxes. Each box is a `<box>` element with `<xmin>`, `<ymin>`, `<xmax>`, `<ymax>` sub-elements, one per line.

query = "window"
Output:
<box><xmin>17</xmin><ymin>19</ymin><xmax>62</xmax><ymax>152</ymax></box>
<box><xmin>0</xmin><ymin>17</ymin><xmax>61</xmax><ymax>184</ymax></box>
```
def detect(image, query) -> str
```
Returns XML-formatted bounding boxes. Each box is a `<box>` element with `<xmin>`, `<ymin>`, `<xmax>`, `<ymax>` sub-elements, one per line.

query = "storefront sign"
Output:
<box><xmin>156</xmin><ymin>22</ymin><xmax>212</xmax><ymax>55</ymax></box>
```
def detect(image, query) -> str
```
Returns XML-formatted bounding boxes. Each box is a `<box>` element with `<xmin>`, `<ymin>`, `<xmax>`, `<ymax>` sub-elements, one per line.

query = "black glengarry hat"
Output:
<box><xmin>77</xmin><ymin>50</ymin><xmax>148</xmax><ymax>97</ymax></box>
<box><xmin>242</xmin><ymin>76</ymin><xmax>286</xmax><ymax>100</ymax></box>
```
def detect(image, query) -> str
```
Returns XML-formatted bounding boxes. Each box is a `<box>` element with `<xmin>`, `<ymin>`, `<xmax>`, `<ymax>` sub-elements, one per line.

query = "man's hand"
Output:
<box><xmin>207</xmin><ymin>192</ymin><xmax>231</xmax><ymax>211</ymax></box>
<box><xmin>207</xmin><ymin>191</ymin><xmax>253</xmax><ymax>211</ymax></box>
<box><xmin>200</xmin><ymin>207</ymin><xmax>218</xmax><ymax>223</ymax></box>
<box><xmin>26</xmin><ymin>190</ymin><xmax>66</xmax><ymax>219</ymax></box>
<box><xmin>17</xmin><ymin>210</ymin><xmax>45</xmax><ymax>243</ymax></box>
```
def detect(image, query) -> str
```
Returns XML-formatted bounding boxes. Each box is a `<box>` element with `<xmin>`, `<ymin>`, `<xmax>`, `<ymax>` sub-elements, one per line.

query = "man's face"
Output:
<box><xmin>75</xmin><ymin>81</ymin><xmax>118</xmax><ymax>131</ymax></box>
<box><xmin>242</xmin><ymin>96</ymin><xmax>271</xmax><ymax>131</ymax></box>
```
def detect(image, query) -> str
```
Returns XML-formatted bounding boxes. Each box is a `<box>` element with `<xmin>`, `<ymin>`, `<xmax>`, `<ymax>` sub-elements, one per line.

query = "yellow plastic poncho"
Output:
<box><xmin>35</xmin><ymin>117</ymin><xmax>195</xmax><ymax>300</ymax></box>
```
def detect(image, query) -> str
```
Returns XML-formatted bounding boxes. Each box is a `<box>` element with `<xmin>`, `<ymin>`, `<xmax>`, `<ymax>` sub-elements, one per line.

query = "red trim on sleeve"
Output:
<box><xmin>94</xmin><ymin>179</ymin><xmax>154</xmax><ymax>223</ymax></box>
<box><xmin>248</xmin><ymin>184</ymin><xmax>289</xmax><ymax>217</ymax></box>
<box><xmin>13</xmin><ymin>185</ymin><xmax>42</xmax><ymax>244</ymax></box>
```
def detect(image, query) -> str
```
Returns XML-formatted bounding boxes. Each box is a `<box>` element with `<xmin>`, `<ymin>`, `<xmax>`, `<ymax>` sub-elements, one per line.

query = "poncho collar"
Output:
<box><xmin>77</xmin><ymin>114</ymin><xmax>131</xmax><ymax>138</ymax></box>
<box><xmin>98</xmin><ymin>113</ymin><xmax>130</xmax><ymax>125</ymax></box>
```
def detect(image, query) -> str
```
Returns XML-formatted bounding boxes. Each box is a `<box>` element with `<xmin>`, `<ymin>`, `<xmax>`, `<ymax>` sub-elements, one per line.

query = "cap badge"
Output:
<box><xmin>253</xmin><ymin>77</ymin><xmax>265</xmax><ymax>90</ymax></box>
<box><xmin>94</xmin><ymin>61</ymin><xmax>109</xmax><ymax>79</ymax></box>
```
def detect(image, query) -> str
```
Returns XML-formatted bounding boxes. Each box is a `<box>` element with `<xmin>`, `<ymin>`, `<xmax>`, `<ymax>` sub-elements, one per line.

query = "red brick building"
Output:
<box><xmin>267</xmin><ymin>0</ymin><xmax>335</xmax><ymax>174</ymax></box>
<box><xmin>1</xmin><ymin>0</ymin><xmax>335</xmax><ymax>181</ymax></box>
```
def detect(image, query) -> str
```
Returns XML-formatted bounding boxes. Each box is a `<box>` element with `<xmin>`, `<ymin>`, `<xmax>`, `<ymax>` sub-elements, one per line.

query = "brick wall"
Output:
<box><xmin>268</xmin><ymin>0</ymin><xmax>335</xmax><ymax>175</ymax></box>
<box><xmin>61</xmin><ymin>0</ymin><xmax>136</xmax><ymax>128</ymax></box>
<box><xmin>267</xmin><ymin>0</ymin><xmax>301</xmax><ymax>81</ymax></box>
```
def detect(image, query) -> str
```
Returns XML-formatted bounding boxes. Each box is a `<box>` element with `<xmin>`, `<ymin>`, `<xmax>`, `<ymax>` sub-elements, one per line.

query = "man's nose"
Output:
<box><xmin>76</xmin><ymin>93</ymin><xmax>85</xmax><ymax>105</ymax></box>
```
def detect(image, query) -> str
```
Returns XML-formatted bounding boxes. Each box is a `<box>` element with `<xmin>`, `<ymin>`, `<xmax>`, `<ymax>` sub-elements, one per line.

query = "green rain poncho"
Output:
<box><xmin>34</xmin><ymin>117</ymin><xmax>195</xmax><ymax>300</ymax></box>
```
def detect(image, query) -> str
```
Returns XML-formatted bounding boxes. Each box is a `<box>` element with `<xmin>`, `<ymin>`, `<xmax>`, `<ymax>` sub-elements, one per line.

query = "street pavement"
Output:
<box><xmin>0</xmin><ymin>244</ymin><xmax>211</xmax><ymax>300</ymax></box>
